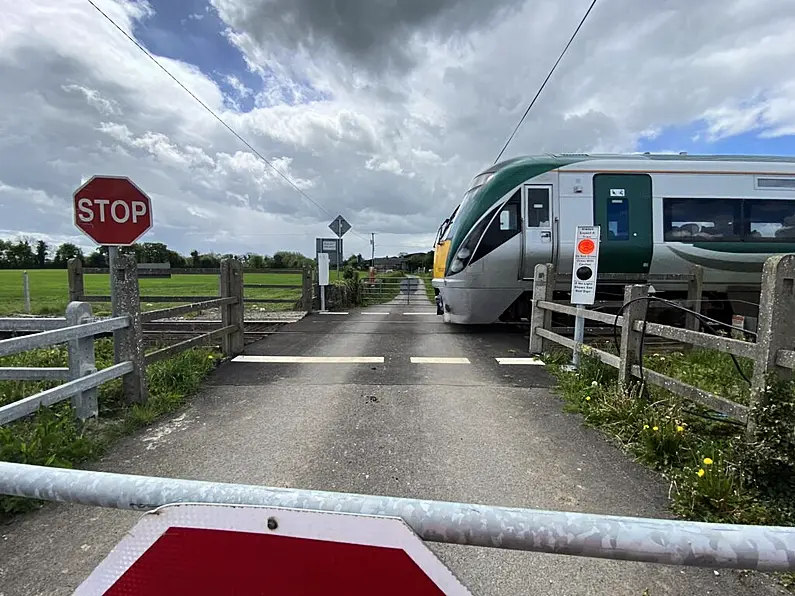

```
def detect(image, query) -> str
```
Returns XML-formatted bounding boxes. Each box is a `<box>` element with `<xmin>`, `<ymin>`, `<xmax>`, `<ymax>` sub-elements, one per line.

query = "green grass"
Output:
<box><xmin>417</xmin><ymin>273</ymin><xmax>436</xmax><ymax>303</ymax></box>
<box><xmin>0</xmin><ymin>339</ymin><xmax>220</xmax><ymax>516</ymax></box>
<box><xmin>0</xmin><ymin>269</ymin><xmax>304</xmax><ymax>316</ymax></box>
<box><xmin>543</xmin><ymin>346</ymin><xmax>795</xmax><ymax>589</ymax></box>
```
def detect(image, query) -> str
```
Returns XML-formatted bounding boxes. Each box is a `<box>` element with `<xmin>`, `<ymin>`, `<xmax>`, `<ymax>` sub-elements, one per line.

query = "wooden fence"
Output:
<box><xmin>70</xmin><ymin>260</ymin><xmax>313</xmax><ymax>312</ymax></box>
<box><xmin>0</xmin><ymin>256</ymin><xmax>253</xmax><ymax>425</ymax></box>
<box><xmin>529</xmin><ymin>255</ymin><xmax>795</xmax><ymax>435</ymax></box>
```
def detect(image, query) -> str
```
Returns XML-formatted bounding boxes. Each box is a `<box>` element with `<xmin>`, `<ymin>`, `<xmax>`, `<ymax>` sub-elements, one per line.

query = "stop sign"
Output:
<box><xmin>75</xmin><ymin>503</ymin><xmax>470</xmax><ymax>595</ymax></box>
<box><xmin>73</xmin><ymin>176</ymin><xmax>153</xmax><ymax>245</ymax></box>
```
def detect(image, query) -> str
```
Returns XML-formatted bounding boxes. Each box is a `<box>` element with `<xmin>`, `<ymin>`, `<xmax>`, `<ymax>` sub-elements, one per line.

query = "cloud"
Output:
<box><xmin>0</xmin><ymin>0</ymin><xmax>794</xmax><ymax>260</ymax></box>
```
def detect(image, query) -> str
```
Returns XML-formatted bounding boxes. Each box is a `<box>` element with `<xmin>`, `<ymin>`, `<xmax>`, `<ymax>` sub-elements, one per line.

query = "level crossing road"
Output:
<box><xmin>0</xmin><ymin>278</ymin><xmax>778</xmax><ymax>595</ymax></box>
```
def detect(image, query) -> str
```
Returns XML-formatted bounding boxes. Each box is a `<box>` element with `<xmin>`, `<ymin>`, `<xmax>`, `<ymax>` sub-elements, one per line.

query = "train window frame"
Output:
<box><xmin>744</xmin><ymin>199</ymin><xmax>795</xmax><ymax>241</ymax></box>
<box><xmin>663</xmin><ymin>197</ymin><xmax>795</xmax><ymax>242</ymax></box>
<box><xmin>526</xmin><ymin>187</ymin><xmax>550</xmax><ymax>228</ymax></box>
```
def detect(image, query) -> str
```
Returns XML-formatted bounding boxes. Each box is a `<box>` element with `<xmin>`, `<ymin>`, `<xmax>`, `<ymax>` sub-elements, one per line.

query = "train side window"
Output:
<box><xmin>499</xmin><ymin>202</ymin><xmax>519</xmax><ymax>231</ymax></box>
<box><xmin>607</xmin><ymin>198</ymin><xmax>629</xmax><ymax>240</ymax></box>
<box><xmin>526</xmin><ymin>188</ymin><xmax>550</xmax><ymax>228</ymax></box>
<box><xmin>745</xmin><ymin>199</ymin><xmax>795</xmax><ymax>240</ymax></box>
<box><xmin>663</xmin><ymin>198</ymin><xmax>741</xmax><ymax>241</ymax></box>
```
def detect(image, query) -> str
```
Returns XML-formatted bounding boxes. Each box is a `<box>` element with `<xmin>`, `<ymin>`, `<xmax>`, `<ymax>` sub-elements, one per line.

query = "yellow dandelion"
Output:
<box><xmin>676</xmin><ymin>426</ymin><xmax>684</xmax><ymax>432</ymax></box>
<box><xmin>208</xmin><ymin>355</ymin><xmax>215</xmax><ymax>360</ymax></box>
<box><xmin>703</xmin><ymin>457</ymin><xmax>713</xmax><ymax>466</ymax></box>
<box><xmin>652</xmin><ymin>426</ymin><xmax>659</xmax><ymax>431</ymax></box>
<box><xmin>585</xmin><ymin>396</ymin><xmax>591</xmax><ymax>401</ymax></box>
<box><xmin>643</xmin><ymin>424</ymin><xmax>649</xmax><ymax>430</ymax></box>
<box><xmin>697</xmin><ymin>469</ymin><xmax>705</xmax><ymax>477</ymax></box>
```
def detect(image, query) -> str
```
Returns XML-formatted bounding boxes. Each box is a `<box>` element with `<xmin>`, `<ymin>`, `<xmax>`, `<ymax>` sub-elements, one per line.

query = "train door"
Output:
<box><xmin>593</xmin><ymin>174</ymin><xmax>653</xmax><ymax>274</ymax></box>
<box><xmin>521</xmin><ymin>185</ymin><xmax>553</xmax><ymax>279</ymax></box>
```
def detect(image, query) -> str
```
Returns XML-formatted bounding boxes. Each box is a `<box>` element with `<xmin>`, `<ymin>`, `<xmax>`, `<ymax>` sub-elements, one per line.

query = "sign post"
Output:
<box><xmin>569</xmin><ymin>225</ymin><xmax>600</xmax><ymax>369</ymax></box>
<box><xmin>329</xmin><ymin>214</ymin><xmax>351</xmax><ymax>281</ymax></box>
<box><xmin>76</xmin><ymin>503</ymin><xmax>470</xmax><ymax>595</ymax></box>
<box><xmin>318</xmin><ymin>252</ymin><xmax>330</xmax><ymax>311</ymax></box>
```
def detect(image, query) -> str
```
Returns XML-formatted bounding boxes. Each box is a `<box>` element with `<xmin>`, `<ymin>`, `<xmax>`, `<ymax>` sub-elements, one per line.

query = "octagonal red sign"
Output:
<box><xmin>73</xmin><ymin>176</ymin><xmax>153</xmax><ymax>246</ymax></box>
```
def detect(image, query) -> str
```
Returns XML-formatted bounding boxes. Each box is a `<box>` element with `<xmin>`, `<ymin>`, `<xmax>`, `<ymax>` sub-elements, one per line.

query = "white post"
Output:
<box><xmin>320</xmin><ymin>285</ymin><xmax>326</xmax><ymax>311</ymax></box>
<box><xmin>23</xmin><ymin>271</ymin><xmax>30</xmax><ymax>314</ymax></box>
<box><xmin>572</xmin><ymin>304</ymin><xmax>585</xmax><ymax>368</ymax></box>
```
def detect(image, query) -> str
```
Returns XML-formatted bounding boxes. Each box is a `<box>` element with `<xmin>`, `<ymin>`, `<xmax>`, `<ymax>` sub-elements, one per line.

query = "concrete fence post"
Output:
<box><xmin>112</xmin><ymin>253</ymin><xmax>147</xmax><ymax>404</ymax></box>
<box><xmin>22</xmin><ymin>271</ymin><xmax>31</xmax><ymax>314</ymax></box>
<box><xmin>67</xmin><ymin>258</ymin><xmax>84</xmax><ymax>302</ymax></box>
<box><xmin>685</xmin><ymin>264</ymin><xmax>704</xmax><ymax>335</ymax></box>
<box><xmin>748</xmin><ymin>254</ymin><xmax>795</xmax><ymax>438</ymax></box>
<box><xmin>301</xmin><ymin>267</ymin><xmax>313</xmax><ymax>312</ymax></box>
<box><xmin>65</xmin><ymin>301</ymin><xmax>98</xmax><ymax>420</ymax></box>
<box><xmin>220</xmin><ymin>259</ymin><xmax>244</xmax><ymax>357</ymax></box>
<box><xmin>529</xmin><ymin>263</ymin><xmax>554</xmax><ymax>354</ymax></box>
<box><xmin>618</xmin><ymin>285</ymin><xmax>649</xmax><ymax>387</ymax></box>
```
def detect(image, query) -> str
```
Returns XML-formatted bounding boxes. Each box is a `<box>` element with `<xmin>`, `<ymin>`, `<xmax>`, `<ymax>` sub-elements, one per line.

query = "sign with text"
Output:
<box><xmin>570</xmin><ymin>225</ymin><xmax>600</xmax><ymax>305</ymax></box>
<box><xmin>73</xmin><ymin>176</ymin><xmax>152</xmax><ymax>246</ymax></box>
<box><xmin>316</xmin><ymin>237</ymin><xmax>343</xmax><ymax>266</ymax></box>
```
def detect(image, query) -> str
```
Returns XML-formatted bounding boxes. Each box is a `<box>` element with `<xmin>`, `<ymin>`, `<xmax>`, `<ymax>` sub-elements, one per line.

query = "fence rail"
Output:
<box><xmin>529</xmin><ymin>255</ymin><xmax>795</xmax><ymax>434</ymax></box>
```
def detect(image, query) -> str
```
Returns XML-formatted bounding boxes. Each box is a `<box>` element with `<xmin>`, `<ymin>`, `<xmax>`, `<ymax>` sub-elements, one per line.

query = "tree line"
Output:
<box><xmin>0</xmin><ymin>238</ymin><xmax>315</xmax><ymax>270</ymax></box>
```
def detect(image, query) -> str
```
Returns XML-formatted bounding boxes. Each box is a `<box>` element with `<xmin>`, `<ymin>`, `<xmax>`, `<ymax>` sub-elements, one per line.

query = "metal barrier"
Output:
<box><xmin>360</xmin><ymin>276</ymin><xmax>427</xmax><ymax>306</ymax></box>
<box><xmin>1</xmin><ymin>460</ymin><xmax>794</xmax><ymax>572</ymax></box>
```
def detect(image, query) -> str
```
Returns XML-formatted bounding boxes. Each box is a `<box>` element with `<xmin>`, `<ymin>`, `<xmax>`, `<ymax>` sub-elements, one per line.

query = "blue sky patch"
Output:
<box><xmin>131</xmin><ymin>0</ymin><xmax>329</xmax><ymax>111</ymax></box>
<box><xmin>638</xmin><ymin>121</ymin><xmax>795</xmax><ymax>156</ymax></box>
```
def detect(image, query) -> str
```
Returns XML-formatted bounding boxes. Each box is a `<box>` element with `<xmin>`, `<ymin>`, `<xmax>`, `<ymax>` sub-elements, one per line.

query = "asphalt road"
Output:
<box><xmin>0</xmin><ymin>278</ymin><xmax>781</xmax><ymax>595</ymax></box>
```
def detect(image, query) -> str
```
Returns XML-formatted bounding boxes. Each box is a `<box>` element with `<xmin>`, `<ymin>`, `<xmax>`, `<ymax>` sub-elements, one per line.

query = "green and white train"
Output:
<box><xmin>431</xmin><ymin>153</ymin><xmax>795</xmax><ymax>324</ymax></box>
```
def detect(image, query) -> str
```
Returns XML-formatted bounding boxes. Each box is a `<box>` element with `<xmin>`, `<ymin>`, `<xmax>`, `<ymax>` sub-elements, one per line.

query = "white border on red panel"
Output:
<box><xmin>72</xmin><ymin>175</ymin><xmax>154</xmax><ymax>246</ymax></box>
<box><xmin>74</xmin><ymin>503</ymin><xmax>472</xmax><ymax>595</ymax></box>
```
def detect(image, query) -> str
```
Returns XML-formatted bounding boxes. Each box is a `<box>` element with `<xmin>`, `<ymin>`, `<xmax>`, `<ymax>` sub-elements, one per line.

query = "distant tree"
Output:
<box><xmin>35</xmin><ymin>240</ymin><xmax>48</xmax><ymax>268</ymax></box>
<box><xmin>190</xmin><ymin>249</ymin><xmax>200</xmax><ymax>267</ymax></box>
<box><xmin>53</xmin><ymin>243</ymin><xmax>83</xmax><ymax>267</ymax></box>
<box><xmin>85</xmin><ymin>249</ymin><xmax>106</xmax><ymax>268</ymax></box>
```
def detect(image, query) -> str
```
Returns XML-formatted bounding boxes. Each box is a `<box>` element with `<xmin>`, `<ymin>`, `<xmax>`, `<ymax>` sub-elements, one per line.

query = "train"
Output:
<box><xmin>431</xmin><ymin>153</ymin><xmax>795</xmax><ymax>325</ymax></box>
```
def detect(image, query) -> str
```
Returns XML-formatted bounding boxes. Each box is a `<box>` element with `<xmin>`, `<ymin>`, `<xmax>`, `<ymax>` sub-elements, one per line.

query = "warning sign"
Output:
<box><xmin>571</xmin><ymin>226</ymin><xmax>600</xmax><ymax>305</ymax></box>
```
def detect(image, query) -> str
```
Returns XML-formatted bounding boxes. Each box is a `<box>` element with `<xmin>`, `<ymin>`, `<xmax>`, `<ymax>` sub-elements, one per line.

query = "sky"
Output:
<box><xmin>1</xmin><ymin>0</ymin><xmax>794</xmax><ymax>259</ymax></box>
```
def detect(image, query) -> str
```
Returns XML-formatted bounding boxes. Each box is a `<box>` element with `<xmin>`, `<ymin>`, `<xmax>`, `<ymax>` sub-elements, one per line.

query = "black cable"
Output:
<box><xmin>84</xmin><ymin>0</ymin><xmax>371</xmax><ymax>245</ymax></box>
<box><xmin>493</xmin><ymin>0</ymin><xmax>598</xmax><ymax>164</ymax></box>
<box><xmin>610</xmin><ymin>295</ymin><xmax>752</xmax><ymax>389</ymax></box>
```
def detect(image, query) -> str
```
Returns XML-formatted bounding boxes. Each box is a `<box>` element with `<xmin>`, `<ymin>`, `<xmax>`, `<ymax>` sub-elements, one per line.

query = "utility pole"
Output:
<box><xmin>370</xmin><ymin>233</ymin><xmax>375</xmax><ymax>269</ymax></box>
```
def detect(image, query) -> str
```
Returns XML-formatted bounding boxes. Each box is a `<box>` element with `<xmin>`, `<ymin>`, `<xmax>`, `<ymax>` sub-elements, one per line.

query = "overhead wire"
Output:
<box><xmin>493</xmin><ymin>0</ymin><xmax>599</xmax><ymax>164</ymax></box>
<box><xmin>84</xmin><ymin>0</ymin><xmax>370</xmax><ymax>245</ymax></box>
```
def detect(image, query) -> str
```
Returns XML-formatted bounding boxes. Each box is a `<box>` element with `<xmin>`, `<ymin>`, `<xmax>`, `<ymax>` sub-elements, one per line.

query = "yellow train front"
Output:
<box><xmin>431</xmin><ymin>207</ymin><xmax>458</xmax><ymax>315</ymax></box>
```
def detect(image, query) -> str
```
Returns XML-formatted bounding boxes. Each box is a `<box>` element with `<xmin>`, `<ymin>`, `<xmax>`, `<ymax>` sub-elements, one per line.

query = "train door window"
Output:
<box><xmin>744</xmin><ymin>199</ymin><xmax>795</xmax><ymax>240</ymax></box>
<box><xmin>607</xmin><ymin>198</ymin><xmax>629</xmax><ymax>240</ymax></box>
<box><xmin>527</xmin><ymin>188</ymin><xmax>550</xmax><ymax>227</ymax></box>
<box><xmin>499</xmin><ymin>202</ymin><xmax>518</xmax><ymax>231</ymax></box>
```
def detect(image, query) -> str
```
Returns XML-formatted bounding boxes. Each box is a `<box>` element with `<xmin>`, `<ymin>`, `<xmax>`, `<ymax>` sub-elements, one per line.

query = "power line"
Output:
<box><xmin>493</xmin><ymin>0</ymin><xmax>598</xmax><ymax>164</ymax></box>
<box><xmin>84</xmin><ymin>0</ymin><xmax>369</xmax><ymax>243</ymax></box>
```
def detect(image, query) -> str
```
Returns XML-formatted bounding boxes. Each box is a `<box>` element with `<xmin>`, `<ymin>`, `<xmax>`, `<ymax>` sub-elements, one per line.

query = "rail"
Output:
<box><xmin>1</xmin><ymin>461</ymin><xmax>794</xmax><ymax>572</ymax></box>
<box><xmin>529</xmin><ymin>255</ymin><xmax>795</xmax><ymax>434</ymax></box>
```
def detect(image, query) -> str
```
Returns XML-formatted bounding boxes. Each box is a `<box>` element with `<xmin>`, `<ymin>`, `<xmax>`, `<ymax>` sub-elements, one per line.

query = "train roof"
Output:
<box><xmin>485</xmin><ymin>152</ymin><xmax>795</xmax><ymax>175</ymax></box>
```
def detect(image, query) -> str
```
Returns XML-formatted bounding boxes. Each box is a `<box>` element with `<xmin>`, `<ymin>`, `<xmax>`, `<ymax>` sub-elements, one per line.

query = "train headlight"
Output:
<box><xmin>457</xmin><ymin>247</ymin><xmax>471</xmax><ymax>260</ymax></box>
<box><xmin>450</xmin><ymin>258</ymin><xmax>464</xmax><ymax>274</ymax></box>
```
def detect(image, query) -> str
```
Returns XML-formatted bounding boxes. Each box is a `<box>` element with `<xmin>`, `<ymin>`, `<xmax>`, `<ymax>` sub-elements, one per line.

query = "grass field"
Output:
<box><xmin>0</xmin><ymin>270</ymin><xmax>304</xmax><ymax>316</ymax></box>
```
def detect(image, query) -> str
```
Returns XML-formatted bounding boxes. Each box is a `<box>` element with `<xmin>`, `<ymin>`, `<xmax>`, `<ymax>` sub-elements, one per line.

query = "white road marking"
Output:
<box><xmin>403</xmin><ymin>312</ymin><xmax>437</xmax><ymax>315</ymax></box>
<box><xmin>232</xmin><ymin>356</ymin><xmax>384</xmax><ymax>364</ymax></box>
<box><xmin>361</xmin><ymin>312</ymin><xmax>390</xmax><ymax>315</ymax></box>
<box><xmin>495</xmin><ymin>357</ymin><xmax>545</xmax><ymax>365</ymax></box>
<box><xmin>318</xmin><ymin>311</ymin><xmax>349</xmax><ymax>315</ymax></box>
<box><xmin>410</xmin><ymin>357</ymin><xmax>470</xmax><ymax>364</ymax></box>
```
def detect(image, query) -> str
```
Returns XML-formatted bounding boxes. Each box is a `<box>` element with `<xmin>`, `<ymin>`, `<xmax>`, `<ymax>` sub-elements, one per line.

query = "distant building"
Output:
<box><xmin>372</xmin><ymin>256</ymin><xmax>405</xmax><ymax>272</ymax></box>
